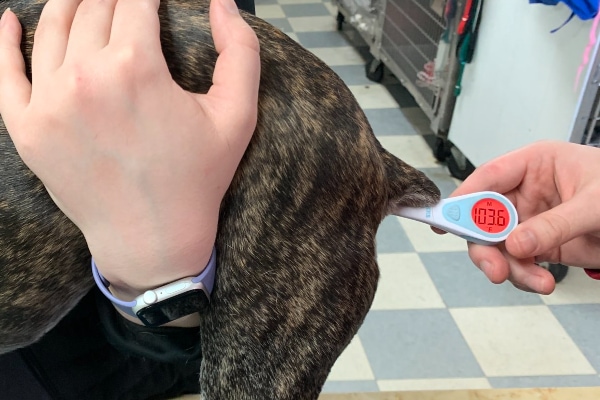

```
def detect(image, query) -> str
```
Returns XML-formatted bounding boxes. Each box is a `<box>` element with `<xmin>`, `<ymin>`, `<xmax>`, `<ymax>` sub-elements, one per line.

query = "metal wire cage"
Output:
<box><xmin>380</xmin><ymin>1</ymin><xmax>447</xmax><ymax>106</ymax></box>
<box><xmin>368</xmin><ymin>0</ymin><xmax>465</xmax><ymax>135</ymax></box>
<box><xmin>333</xmin><ymin>0</ymin><xmax>469</xmax><ymax>135</ymax></box>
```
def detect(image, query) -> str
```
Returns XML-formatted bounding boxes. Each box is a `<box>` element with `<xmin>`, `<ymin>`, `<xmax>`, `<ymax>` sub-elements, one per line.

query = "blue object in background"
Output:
<box><xmin>529</xmin><ymin>0</ymin><xmax>598</xmax><ymax>20</ymax></box>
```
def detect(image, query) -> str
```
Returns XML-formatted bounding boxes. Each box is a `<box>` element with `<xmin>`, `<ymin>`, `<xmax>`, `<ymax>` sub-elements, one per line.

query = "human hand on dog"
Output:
<box><xmin>438</xmin><ymin>141</ymin><xmax>600</xmax><ymax>295</ymax></box>
<box><xmin>0</xmin><ymin>0</ymin><xmax>260</xmax><ymax>305</ymax></box>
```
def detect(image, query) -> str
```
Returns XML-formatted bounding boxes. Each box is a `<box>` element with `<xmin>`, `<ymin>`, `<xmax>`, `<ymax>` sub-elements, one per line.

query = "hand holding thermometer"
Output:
<box><xmin>397</xmin><ymin>191</ymin><xmax>518</xmax><ymax>245</ymax></box>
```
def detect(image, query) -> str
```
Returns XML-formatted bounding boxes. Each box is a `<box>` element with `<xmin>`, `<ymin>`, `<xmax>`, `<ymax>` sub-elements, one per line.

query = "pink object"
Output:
<box><xmin>575</xmin><ymin>9</ymin><xmax>600</xmax><ymax>90</ymax></box>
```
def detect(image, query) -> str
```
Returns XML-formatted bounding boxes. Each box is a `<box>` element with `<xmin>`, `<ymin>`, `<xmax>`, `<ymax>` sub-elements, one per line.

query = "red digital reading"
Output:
<box><xmin>471</xmin><ymin>198</ymin><xmax>509</xmax><ymax>233</ymax></box>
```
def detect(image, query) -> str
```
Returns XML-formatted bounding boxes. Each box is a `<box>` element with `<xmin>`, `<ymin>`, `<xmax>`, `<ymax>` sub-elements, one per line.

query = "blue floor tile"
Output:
<box><xmin>376</xmin><ymin>216</ymin><xmax>414</xmax><ymax>254</ymax></box>
<box><xmin>489</xmin><ymin>375</ymin><xmax>600</xmax><ymax>388</ymax></box>
<box><xmin>421</xmin><ymin>252</ymin><xmax>544</xmax><ymax>308</ymax></box>
<box><xmin>265</xmin><ymin>18</ymin><xmax>293</xmax><ymax>32</ymax></box>
<box><xmin>296</xmin><ymin>32</ymin><xmax>352</xmax><ymax>48</ymax></box>
<box><xmin>550</xmin><ymin>304</ymin><xmax>600</xmax><ymax>372</ymax></box>
<box><xmin>358</xmin><ymin>309</ymin><xmax>484</xmax><ymax>379</ymax></box>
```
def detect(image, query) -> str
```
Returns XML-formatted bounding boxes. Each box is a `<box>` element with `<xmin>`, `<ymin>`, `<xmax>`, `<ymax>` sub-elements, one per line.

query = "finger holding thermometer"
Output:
<box><xmin>397</xmin><ymin>191</ymin><xmax>518</xmax><ymax>245</ymax></box>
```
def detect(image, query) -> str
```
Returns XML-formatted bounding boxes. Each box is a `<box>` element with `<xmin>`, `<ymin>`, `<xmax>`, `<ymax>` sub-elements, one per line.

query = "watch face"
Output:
<box><xmin>136</xmin><ymin>289</ymin><xmax>209</xmax><ymax>327</ymax></box>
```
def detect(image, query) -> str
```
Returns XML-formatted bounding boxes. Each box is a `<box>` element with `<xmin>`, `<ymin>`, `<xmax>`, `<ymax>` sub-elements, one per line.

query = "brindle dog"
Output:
<box><xmin>0</xmin><ymin>0</ymin><xmax>440</xmax><ymax>398</ymax></box>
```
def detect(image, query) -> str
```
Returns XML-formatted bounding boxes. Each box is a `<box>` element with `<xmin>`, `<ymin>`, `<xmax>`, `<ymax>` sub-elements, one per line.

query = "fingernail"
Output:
<box><xmin>478</xmin><ymin>260</ymin><xmax>490</xmax><ymax>272</ymax></box>
<box><xmin>479</xmin><ymin>261</ymin><xmax>498</xmax><ymax>281</ymax></box>
<box><xmin>220</xmin><ymin>0</ymin><xmax>239</xmax><ymax>14</ymax></box>
<box><xmin>0</xmin><ymin>8</ymin><xmax>11</xmax><ymax>29</ymax></box>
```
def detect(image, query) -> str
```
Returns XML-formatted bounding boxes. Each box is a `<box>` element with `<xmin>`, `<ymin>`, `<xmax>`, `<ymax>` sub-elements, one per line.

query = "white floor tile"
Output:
<box><xmin>308</xmin><ymin>46</ymin><xmax>366</xmax><ymax>66</ymax></box>
<box><xmin>398</xmin><ymin>217</ymin><xmax>468</xmax><ymax>253</ymax></box>
<box><xmin>377</xmin><ymin>378</ymin><xmax>491</xmax><ymax>391</ymax></box>
<box><xmin>371</xmin><ymin>253</ymin><xmax>446</xmax><ymax>310</ymax></box>
<box><xmin>255</xmin><ymin>4</ymin><xmax>286</xmax><ymax>18</ymax></box>
<box><xmin>327</xmin><ymin>335</ymin><xmax>375</xmax><ymax>381</ymax></box>
<box><xmin>348</xmin><ymin>85</ymin><xmax>400</xmax><ymax>109</ymax></box>
<box><xmin>288</xmin><ymin>16</ymin><xmax>337</xmax><ymax>32</ymax></box>
<box><xmin>451</xmin><ymin>306</ymin><xmax>596</xmax><ymax>377</ymax></box>
<box><xmin>542</xmin><ymin>267</ymin><xmax>600</xmax><ymax>305</ymax></box>
<box><xmin>377</xmin><ymin>135</ymin><xmax>441</xmax><ymax>169</ymax></box>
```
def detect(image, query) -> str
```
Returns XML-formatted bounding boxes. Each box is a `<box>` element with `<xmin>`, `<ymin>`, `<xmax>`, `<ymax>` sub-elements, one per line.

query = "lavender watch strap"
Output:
<box><xmin>191</xmin><ymin>247</ymin><xmax>217</xmax><ymax>293</ymax></box>
<box><xmin>91</xmin><ymin>247</ymin><xmax>217</xmax><ymax>317</ymax></box>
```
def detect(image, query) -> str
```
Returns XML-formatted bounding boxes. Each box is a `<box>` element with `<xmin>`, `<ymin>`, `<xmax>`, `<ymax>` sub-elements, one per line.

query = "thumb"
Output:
<box><xmin>204</xmin><ymin>0</ymin><xmax>260</xmax><ymax>150</ymax></box>
<box><xmin>0</xmin><ymin>8</ymin><xmax>31</xmax><ymax>132</ymax></box>
<box><xmin>505</xmin><ymin>193</ymin><xmax>599</xmax><ymax>259</ymax></box>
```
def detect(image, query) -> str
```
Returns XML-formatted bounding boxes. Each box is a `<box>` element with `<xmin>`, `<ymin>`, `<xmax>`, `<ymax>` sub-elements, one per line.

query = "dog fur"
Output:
<box><xmin>0</xmin><ymin>0</ymin><xmax>440</xmax><ymax>398</ymax></box>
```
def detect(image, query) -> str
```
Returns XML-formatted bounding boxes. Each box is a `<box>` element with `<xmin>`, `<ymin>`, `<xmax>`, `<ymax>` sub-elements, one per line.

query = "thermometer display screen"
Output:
<box><xmin>471</xmin><ymin>198</ymin><xmax>509</xmax><ymax>233</ymax></box>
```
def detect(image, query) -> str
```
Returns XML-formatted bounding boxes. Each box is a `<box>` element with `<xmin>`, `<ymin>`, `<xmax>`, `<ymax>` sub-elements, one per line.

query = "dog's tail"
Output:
<box><xmin>379</xmin><ymin>146</ymin><xmax>441</xmax><ymax>216</ymax></box>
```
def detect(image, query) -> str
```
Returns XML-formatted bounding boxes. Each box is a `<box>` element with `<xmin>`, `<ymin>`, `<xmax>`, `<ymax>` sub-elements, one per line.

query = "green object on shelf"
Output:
<box><xmin>454</xmin><ymin>0</ymin><xmax>484</xmax><ymax>97</ymax></box>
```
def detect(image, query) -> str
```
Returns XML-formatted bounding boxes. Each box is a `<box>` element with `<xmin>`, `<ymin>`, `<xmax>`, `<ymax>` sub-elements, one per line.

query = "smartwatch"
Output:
<box><xmin>92</xmin><ymin>248</ymin><xmax>217</xmax><ymax>327</ymax></box>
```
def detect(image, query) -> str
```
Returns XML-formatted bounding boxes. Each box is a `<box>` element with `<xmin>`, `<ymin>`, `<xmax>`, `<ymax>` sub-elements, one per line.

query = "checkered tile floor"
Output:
<box><xmin>254</xmin><ymin>0</ymin><xmax>600</xmax><ymax>394</ymax></box>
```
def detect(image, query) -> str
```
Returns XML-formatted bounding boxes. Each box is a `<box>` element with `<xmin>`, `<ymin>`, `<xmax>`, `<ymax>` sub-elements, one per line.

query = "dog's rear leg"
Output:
<box><xmin>198</xmin><ymin>241</ymin><xmax>379</xmax><ymax>399</ymax></box>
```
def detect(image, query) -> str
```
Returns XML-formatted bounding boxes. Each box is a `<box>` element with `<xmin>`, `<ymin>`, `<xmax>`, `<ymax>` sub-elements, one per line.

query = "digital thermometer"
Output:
<box><xmin>397</xmin><ymin>191</ymin><xmax>518</xmax><ymax>245</ymax></box>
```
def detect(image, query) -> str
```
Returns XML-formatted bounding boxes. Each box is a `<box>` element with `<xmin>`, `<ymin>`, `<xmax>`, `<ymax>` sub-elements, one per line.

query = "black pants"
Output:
<box><xmin>0</xmin><ymin>289</ymin><xmax>203</xmax><ymax>400</ymax></box>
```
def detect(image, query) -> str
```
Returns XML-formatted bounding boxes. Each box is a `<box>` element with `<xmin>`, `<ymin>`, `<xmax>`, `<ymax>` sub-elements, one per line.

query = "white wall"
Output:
<box><xmin>447</xmin><ymin>0</ymin><xmax>598</xmax><ymax>166</ymax></box>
